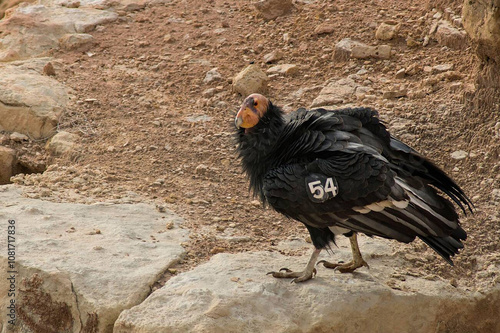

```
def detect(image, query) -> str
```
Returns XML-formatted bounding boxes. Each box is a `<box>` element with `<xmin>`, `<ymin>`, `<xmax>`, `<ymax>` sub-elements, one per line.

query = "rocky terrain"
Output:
<box><xmin>0</xmin><ymin>0</ymin><xmax>499</xmax><ymax>332</ymax></box>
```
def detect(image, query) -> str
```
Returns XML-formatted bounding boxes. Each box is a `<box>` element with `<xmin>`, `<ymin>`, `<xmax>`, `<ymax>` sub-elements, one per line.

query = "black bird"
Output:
<box><xmin>235</xmin><ymin>93</ymin><xmax>472</xmax><ymax>282</ymax></box>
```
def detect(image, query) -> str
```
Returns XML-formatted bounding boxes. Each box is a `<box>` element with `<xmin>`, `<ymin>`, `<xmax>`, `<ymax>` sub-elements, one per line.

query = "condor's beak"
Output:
<box><xmin>235</xmin><ymin>112</ymin><xmax>244</xmax><ymax>128</ymax></box>
<box><xmin>235</xmin><ymin>105</ymin><xmax>259</xmax><ymax>129</ymax></box>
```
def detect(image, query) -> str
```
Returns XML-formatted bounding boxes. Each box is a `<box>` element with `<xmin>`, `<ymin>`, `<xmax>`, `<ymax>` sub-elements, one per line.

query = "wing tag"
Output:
<box><xmin>305</xmin><ymin>174</ymin><xmax>338</xmax><ymax>203</ymax></box>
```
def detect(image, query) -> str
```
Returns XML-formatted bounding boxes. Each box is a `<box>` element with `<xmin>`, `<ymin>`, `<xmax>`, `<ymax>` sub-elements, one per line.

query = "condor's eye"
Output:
<box><xmin>254</xmin><ymin>101</ymin><xmax>258</xmax><ymax>106</ymax></box>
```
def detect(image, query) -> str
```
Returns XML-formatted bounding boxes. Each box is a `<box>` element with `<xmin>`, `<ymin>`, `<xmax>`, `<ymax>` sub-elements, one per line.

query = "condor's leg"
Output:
<box><xmin>267</xmin><ymin>248</ymin><xmax>320</xmax><ymax>283</ymax></box>
<box><xmin>318</xmin><ymin>233</ymin><xmax>369</xmax><ymax>273</ymax></box>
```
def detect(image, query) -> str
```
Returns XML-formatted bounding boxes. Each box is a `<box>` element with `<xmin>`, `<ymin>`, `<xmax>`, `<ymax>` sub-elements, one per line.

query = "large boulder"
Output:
<box><xmin>0</xmin><ymin>60</ymin><xmax>69</xmax><ymax>139</ymax></box>
<box><xmin>0</xmin><ymin>185</ymin><xmax>188</xmax><ymax>333</ymax></box>
<box><xmin>462</xmin><ymin>0</ymin><xmax>500</xmax><ymax>115</ymax></box>
<box><xmin>463</xmin><ymin>0</ymin><xmax>500</xmax><ymax>64</ymax></box>
<box><xmin>0</xmin><ymin>146</ymin><xmax>17</xmax><ymax>184</ymax></box>
<box><xmin>114</xmin><ymin>238</ymin><xmax>500</xmax><ymax>333</ymax></box>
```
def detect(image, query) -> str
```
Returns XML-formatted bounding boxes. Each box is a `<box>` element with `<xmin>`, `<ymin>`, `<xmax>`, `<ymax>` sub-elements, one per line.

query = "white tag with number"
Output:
<box><xmin>305</xmin><ymin>175</ymin><xmax>338</xmax><ymax>203</ymax></box>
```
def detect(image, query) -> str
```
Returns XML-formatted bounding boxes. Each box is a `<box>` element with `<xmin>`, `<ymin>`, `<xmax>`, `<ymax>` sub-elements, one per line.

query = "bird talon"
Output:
<box><xmin>279</xmin><ymin>267</ymin><xmax>292</xmax><ymax>272</ymax></box>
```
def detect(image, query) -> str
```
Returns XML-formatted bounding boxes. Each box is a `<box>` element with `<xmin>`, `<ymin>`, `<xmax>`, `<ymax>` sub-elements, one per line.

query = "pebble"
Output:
<box><xmin>263</xmin><ymin>50</ymin><xmax>283</xmax><ymax>64</ymax></box>
<box><xmin>266</xmin><ymin>64</ymin><xmax>298</xmax><ymax>75</ymax></box>
<box><xmin>195</xmin><ymin>164</ymin><xmax>209</xmax><ymax>174</ymax></box>
<box><xmin>382</xmin><ymin>88</ymin><xmax>407</xmax><ymax>99</ymax></box>
<box><xmin>43</xmin><ymin>62</ymin><xmax>56</xmax><ymax>76</ymax></box>
<box><xmin>491</xmin><ymin>189</ymin><xmax>500</xmax><ymax>201</ymax></box>
<box><xmin>10</xmin><ymin>132</ymin><xmax>29</xmax><ymax>142</ymax></box>
<box><xmin>395</xmin><ymin>68</ymin><xmax>406</xmax><ymax>79</ymax></box>
<box><xmin>375</xmin><ymin>22</ymin><xmax>400</xmax><ymax>41</ymax></box>
<box><xmin>432</xmin><ymin>64</ymin><xmax>454</xmax><ymax>73</ymax></box>
<box><xmin>202</xmin><ymin>88</ymin><xmax>217</xmax><ymax>98</ymax></box>
<box><xmin>203</xmin><ymin>68</ymin><xmax>222</xmax><ymax>84</ymax></box>
<box><xmin>406</xmin><ymin>36</ymin><xmax>419</xmax><ymax>48</ymax></box>
<box><xmin>314</xmin><ymin>23</ymin><xmax>335</xmax><ymax>35</ymax></box>
<box><xmin>450</xmin><ymin>150</ymin><xmax>468</xmax><ymax>160</ymax></box>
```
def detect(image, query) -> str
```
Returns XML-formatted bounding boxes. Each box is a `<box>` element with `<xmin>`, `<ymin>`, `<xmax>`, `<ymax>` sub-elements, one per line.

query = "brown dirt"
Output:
<box><xmin>6</xmin><ymin>0</ymin><xmax>500</xmax><ymax>291</ymax></box>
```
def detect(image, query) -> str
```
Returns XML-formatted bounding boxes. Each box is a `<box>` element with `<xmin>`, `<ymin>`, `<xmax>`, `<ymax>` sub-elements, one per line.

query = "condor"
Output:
<box><xmin>235</xmin><ymin>93</ymin><xmax>472</xmax><ymax>282</ymax></box>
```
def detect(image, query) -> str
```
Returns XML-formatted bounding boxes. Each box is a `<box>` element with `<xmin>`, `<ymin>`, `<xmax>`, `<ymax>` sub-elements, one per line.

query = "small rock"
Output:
<box><xmin>450</xmin><ymin>150</ymin><xmax>468</xmax><ymax>160</ymax></box>
<box><xmin>334</xmin><ymin>38</ymin><xmax>391</xmax><ymax>61</ymax></box>
<box><xmin>250</xmin><ymin>200</ymin><xmax>261</xmax><ymax>207</ymax></box>
<box><xmin>432</xmin><ymin>64</ymin><xmax>454</xmax><ymax>73</ymax></box>
<box><xmin>334</xmin><ymin>38</ymin><xmax>364</xmax><ymax>61</ymax></box>
<box><xmin>492</xmin><ymin>189</ymin><xmax>500</xmax><ymax>201</ymax></box>
<box><xmin>163</xmin><ymin>34</ymin><xmax>175</xmax><ymax>43</ymax></box>
<box><xmin>283</xmin><ymin>33</ymin><xmax>290</xmax><ymax>43</ymax></box>
<box><xmin>10</xmin><ymin>132</ymin><xmax>29</xmax><ymax>142</ymax></box>
<box><xmin>254</xmin><ymin>0</ymin><xmax>293</xmax><ymax>21</ymax></box>
<box><xmin>45</xmin><ymin>131</ymin><xmax>79</xmax><ymax>156</ymax></box>
<box><xmin>313</xmin><ymin>23</ymin><xmax>335</xmax><ymax>35</ymax></box>
<box><xmin>59</xmin><ymin>33</ymin><xmax>95</xmax><ymax>51</ymax></box>
<box><xmin>43</xmin><ymin>62</ymin><xmax>56</xmax><ymax>76</ymax></box>
<box><xmin>355</xmin><ymin>44</ymin><xmax>391</xmax><ymax>59</ymax></box>
<box><xmin>383</xmin><ymin>88</ymin><xmax>407</xmax><ymax>99</ymax></box>
<box><xmin>435</xmin><ymin>21</ymin><xmax>467</xmax><ymax>50</ymax></box>
<box><xmin>375</xmin><ymin>22</ymin><xmax>400</xmax><ymax>41</ymax></box>
<box><xmin>395</xmin><ymin>68</ymin><xmax>406</xmax><ymax>79</ymax></box>
<box><xmin>232</xmin><ymin>64</ymin><xmax>268</xmax><ymax>96</ymax></box>
<box><xmin>195</xmin><ymin>164</ymin><xmax>209</xmax><ymax>174</ymax></box>
<box><xmin>263</xmin><ymin>50</ymin><xmax>283</xmax><ymax>63</ymax></box>
<box><xmin>186</xmin><ymin>115</ymin><xmax>212</xmax><ymax>123</ymax></box>
<box><xmin>433</xmin><ymin>12</ymin><xmax>443</xmax><ymax>20</ymax></box>
<box><xmin>423</xmin><ymin>35</ymin><xmax>430</xmax><ymax>47</ymax></box>
<box><xmin>266</xmin><ymin>64</ymin><xmax>298</xmax><ymax>75</ymax></box>
<box><xmin>203</xmin><ymin>68</ymin><xmax>222</xmax><ymax>84</ymax></box>
<box><xmin>61</xmin><ymin>0</ymin><xmax>80</xmax><ymax>8</ymax></box>
<box><xmin>406</xmin><ymin>36</ymin><xmax>420</xmax><ymax>48</ymax></box>
<box><xmin>356</xmin><ymin>68</ymin><xmax>369</xmax><ymax>75</ymax></box>
<box><xmin>436</xmin><ymin>71</ymin><xmax>463</xmax><ymax>81</ymax></box>
<box><xmin>202</xmin><ymin>88</ymin><xmax>217</xmax><ymax>98</ymax></box>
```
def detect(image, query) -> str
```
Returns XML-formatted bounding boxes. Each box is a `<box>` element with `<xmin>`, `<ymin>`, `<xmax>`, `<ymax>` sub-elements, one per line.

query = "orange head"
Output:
<box><xmin>235</xmin><ymin>93</ymin><xmax>270</xmax><ymax>129</ymax></box>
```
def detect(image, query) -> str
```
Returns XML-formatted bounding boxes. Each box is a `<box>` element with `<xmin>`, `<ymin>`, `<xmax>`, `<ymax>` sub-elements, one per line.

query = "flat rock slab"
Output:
<box><xmin>0</xmin><ymin>2</ymin><xmax>118</xmax><ymax>61</ymax></box>
<box><xmin>115</xmin><ymin>243</ymin><xmax>500</xmax><ymax>333</ymax></box>
<box><xmin>0</xmin><ymin>185</ymin><xmax>188</xmax><ymax>333</ymax></box>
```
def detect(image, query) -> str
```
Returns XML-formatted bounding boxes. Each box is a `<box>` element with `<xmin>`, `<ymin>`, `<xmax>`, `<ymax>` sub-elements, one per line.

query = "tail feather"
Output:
<box><xmin>418</xmin><ymin>226</ymin><xmax>466</xmax><ymax>265</ymax></box>
<box><xmin>389</xmin><ymin>136</ymin><xmax>474</xmax><ymax>214</ymax></box>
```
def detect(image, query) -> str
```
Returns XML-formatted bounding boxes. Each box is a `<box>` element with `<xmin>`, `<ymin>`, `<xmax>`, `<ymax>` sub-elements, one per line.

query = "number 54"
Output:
<box><xmin>308</xmin><ymin>177</ymin><xmax>338</xmax><ymax>200</ymax></box>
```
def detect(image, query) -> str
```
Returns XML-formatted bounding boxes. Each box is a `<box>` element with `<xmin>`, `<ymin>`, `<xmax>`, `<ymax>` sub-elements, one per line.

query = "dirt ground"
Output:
<box><xmin>5</xmin><ymin>0</ymin><xmax>500</xmax><ymax>291</ymax></box>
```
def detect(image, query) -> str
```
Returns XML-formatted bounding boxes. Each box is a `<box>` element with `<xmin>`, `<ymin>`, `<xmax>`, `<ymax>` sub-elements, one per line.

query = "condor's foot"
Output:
<box><xmin>318</xmin><ymin>232</ymin><xmax>369</xmax><ymax>273</ymax></box>
<box><xmin>267</xmin><ymin>267</ymin><xmax>317</xmax><ymax>283</ymax></box>
<box><xmin>267</xmin><ymin>248</ymin><xmax>321</xmax><ymax>283</ymax></box>
<box><xmin>317</xmin><ymin>258</ymin><xmax>369</xmax><ymax>273</ymax></box>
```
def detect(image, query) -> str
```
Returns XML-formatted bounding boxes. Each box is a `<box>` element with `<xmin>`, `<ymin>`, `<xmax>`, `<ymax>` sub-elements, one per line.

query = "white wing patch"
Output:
<box><xmin>352</xmin><ymin>198</ymin><xmax>409</xmax><ymax>214</ymax></box>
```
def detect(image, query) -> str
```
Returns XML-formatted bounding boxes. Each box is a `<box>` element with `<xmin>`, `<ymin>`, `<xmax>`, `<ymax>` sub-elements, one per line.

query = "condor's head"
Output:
<box><xmin>234</xmin><ymin>93</ymin><xmax>270</xmax><ymax>130</ymax></box>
